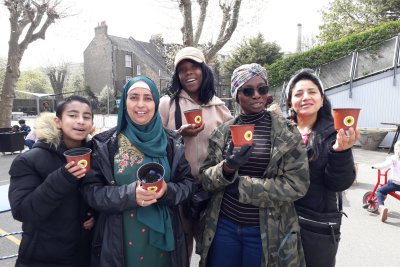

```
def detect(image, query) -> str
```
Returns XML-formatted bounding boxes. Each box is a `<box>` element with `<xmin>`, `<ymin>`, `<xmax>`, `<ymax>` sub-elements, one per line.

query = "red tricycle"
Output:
<box><xmin>362</xmin><ymin>167</ymin><xmax>400</xmax><ymax>212</ymax></box>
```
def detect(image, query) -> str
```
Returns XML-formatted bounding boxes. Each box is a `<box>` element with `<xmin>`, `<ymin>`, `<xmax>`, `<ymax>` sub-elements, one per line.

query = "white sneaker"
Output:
<box><xmin>379</xmin><ymin>206</ymin><xmax>388</xmax><ymax>222</ymax></box>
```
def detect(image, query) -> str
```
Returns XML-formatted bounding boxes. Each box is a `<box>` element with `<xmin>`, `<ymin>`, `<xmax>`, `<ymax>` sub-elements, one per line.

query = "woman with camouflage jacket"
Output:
<box><xmin>198</xmin><ymin>63</ymin><xmax>310</xmax><ymax>267</ymax></box>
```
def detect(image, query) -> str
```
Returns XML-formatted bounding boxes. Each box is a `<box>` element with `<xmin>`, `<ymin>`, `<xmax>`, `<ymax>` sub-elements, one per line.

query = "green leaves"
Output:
<box><xmin>267</xmin><ymin>21</ymin><xmax>400</xmax><ymax>87</ymax></box>
<box><xmin>223</xmin><ymin>33</ymin><xmax>283</xmax><ymax>74</ymax></box>
<box><xmin>319</xmin><ymin>0</ymin><xmax>400</xmax><ymax>43</ymax></box>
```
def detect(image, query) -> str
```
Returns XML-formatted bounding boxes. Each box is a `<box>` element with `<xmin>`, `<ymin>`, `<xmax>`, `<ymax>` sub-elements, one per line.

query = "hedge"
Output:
<box><xmin>266</xmin><ymin>21</ymin><xmax>400</xmax><ymax>87</ymax></box>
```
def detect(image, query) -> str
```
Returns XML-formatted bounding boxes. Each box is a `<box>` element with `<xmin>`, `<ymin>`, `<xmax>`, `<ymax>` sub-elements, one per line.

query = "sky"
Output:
<box><xmin>0</xmin><ymin>0</ymin><xmax>331</xmax><ymax>70</ymax></box>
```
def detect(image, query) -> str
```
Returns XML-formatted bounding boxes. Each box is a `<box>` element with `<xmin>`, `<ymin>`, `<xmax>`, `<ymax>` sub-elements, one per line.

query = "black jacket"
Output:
<box><xmin>8</xmin><ymin>141</ymin><xmax>93</xmax><ymax>267</ymax></box>
<box><xmin>82</xmin><ymin>127</ymin><xmax>194</xmax><ymax>267</ymax></box>
<box><xmin>295</xmin><ymin>117</ymin><xmax>356</xmax><ymax>212</ymax></box>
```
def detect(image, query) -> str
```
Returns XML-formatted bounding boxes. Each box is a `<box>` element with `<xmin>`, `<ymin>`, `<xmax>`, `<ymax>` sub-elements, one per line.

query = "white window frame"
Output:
<box><xmin>125</xmin><ymin>54</ymin><xmax>132</xmax><ymax>68</ymax></box>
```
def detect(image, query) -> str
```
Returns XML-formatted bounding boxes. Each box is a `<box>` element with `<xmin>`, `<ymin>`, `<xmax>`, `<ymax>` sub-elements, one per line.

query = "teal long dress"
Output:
<box><xmin>114</xmin><ymin>134</ymin><xmax>171</xmax><ymax>267</ymax></box>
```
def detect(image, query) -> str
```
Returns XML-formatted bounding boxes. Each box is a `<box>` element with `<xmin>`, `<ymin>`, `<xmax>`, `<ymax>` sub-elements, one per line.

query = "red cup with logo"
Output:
<box><xmin>64</xmin><ymin>147</ymin><xmax>92</xmax><ymax>172</ymax></box>
<box><xmin>137</xmin><ymin>162</ymin><xmax>165</xmax><ymax>193</ymax></box>
<box><xmin>184</xmin><ymin>108</ymin><xmax>203</xmax><ymax>127</ymax></box>
<box><xmin>333</xmin><ymin>108</ymin><xmax>361</xmax><ymax>131</ymax></box>
<box><xmin>230</xmin><ymin>125</ymin><xmax>255</xmax><ymax>147</ymax></box>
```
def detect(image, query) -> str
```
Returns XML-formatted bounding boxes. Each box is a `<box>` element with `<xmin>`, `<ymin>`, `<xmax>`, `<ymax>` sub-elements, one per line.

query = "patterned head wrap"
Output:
<box><xmin>231</xmin><ymin>63</ymin><xmax>269</xmax><ymax>99</ymax></box>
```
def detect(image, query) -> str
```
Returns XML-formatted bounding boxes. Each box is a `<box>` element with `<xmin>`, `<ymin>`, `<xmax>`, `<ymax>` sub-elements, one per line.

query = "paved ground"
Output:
<box><xmin>0</xmin><ymin>147</ymin><xmax>399</xmax><ymax>266</ymax></box>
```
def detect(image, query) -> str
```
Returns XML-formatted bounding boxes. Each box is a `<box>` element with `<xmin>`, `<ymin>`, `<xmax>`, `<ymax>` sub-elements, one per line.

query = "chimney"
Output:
<box><xmin>95</xmin><ymin>21</ymin><xmax>108</xmax><ymax>37</ymax></box>
<box><xmin>296</xmin><ymin>23</ymin><xmax>302</xmax><ymax>53</ymax></box>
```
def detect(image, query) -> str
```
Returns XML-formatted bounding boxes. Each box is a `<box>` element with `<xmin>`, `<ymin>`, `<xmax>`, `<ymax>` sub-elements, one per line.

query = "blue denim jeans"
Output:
<box><xmin>208</xmin><ymin>217</ymin><xmax>262</xmax><ymax>267</ymax></box>
<box><xmin>24</xmin><ymin>139</ymin><xmax>35</xmax><ymax>149</ymax></box>
<box><xmin>376</xmin><ymin>180</ymin><xmax>400</xmax><ymax>205</ymax></box>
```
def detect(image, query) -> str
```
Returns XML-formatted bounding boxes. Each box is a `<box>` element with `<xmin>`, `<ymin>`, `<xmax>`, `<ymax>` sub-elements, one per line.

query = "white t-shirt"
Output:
<box><xmin>373</xmin><ymin>155</ymin><xmax>400</xmax><ymax>184</ymax></box>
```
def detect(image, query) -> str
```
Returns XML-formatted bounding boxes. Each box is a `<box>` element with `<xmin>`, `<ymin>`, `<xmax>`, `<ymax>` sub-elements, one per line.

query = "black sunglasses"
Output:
<box><xmin>239</xmin><ymin>85</ymin><xmax>269</xmax><ymax>97</ymax></box>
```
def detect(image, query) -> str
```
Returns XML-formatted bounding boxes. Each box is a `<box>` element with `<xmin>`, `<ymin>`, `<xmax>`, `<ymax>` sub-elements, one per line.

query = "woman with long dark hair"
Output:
<box><xmin>159</xmin><ymin>47</ymin><xmax>233</xmax><ymax>258</ymax></box>
<box><xmin>286</xmin><ymin>68</ymin><xmax>360</xmax><ymax>266</ymax></box>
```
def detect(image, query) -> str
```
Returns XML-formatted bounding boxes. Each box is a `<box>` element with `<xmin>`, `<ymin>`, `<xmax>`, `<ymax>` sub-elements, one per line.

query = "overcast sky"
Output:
<box><xmin>0</xmin><ymin>0</ymin><xmax>330</xmax><ymax>69</ymax></box>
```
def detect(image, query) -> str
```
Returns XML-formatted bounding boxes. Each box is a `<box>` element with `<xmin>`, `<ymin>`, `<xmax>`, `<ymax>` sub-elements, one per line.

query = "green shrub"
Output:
<box><xmin>266</xmin><ymin>21</ymin><xmax>400</xmax><ymax>87</ymax></box>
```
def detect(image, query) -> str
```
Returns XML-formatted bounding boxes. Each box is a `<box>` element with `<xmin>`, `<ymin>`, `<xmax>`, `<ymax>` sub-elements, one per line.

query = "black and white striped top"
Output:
<box><xmin>220</xmin><ymin>110</ymin><xmax>272</xmax><ymax>226</ymax></box>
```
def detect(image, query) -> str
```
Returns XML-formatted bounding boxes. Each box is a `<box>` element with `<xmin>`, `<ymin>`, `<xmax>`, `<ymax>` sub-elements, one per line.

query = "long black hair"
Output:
<box><xmin>286</xmin><ymin>69</ymin><xmax>333</xmax><ymax>161</ymax></box>
<box><xmin>166</xmin><ymin>59</ymin><xmax>216</xmax><ymax>104</ymax></box>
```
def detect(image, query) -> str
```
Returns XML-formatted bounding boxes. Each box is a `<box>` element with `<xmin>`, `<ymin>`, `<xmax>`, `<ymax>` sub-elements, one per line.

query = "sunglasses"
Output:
<box><xmin>238</xmin><ymin>85</ymin><xmax>269</xmax><ymax>97</ymax></box>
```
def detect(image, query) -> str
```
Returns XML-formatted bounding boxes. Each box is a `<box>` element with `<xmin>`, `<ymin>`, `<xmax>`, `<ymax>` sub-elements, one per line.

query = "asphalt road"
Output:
<box><xmin>0</xmin><ymin>147</ymin><xmax>398</xmax><ymax>266</ymax></box>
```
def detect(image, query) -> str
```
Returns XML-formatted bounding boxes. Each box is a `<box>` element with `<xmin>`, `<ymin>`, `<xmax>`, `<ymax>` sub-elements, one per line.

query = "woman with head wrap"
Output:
<box><xmin>198</xmin><ymin>63</ymin><xmax>310</xmax><ymax>267</ymax></box>
<box><xmin>286</xmin><ymin>69</ymin><xmax>359</xmax><ymax>267</ymax></box>
<box><xmin>82</xmin><ymin>76</ymin><xmax>194</xmax><ymax>267</ymax></box>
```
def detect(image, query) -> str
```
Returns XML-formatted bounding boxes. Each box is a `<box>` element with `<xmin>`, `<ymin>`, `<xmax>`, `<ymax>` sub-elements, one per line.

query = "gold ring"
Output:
<box><xmin>141</xmin><ymin>200</ymin><xmax>144</xmax><ymax>206</ymax></box>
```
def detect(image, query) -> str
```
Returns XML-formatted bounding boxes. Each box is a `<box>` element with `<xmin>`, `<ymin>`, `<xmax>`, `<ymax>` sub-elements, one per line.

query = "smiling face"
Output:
<box><xmin>290</xmin><ymin>79</ymin><xmax>323</xmax><ymax>119</ymax></box>
<box><xmin>237</xmin><ymin>76</ymin><xmax>268</xmax><ymax>115</ymax></box>
<box><xmin>54</xmin><ymin>100</ymin><xmax>93</xmax><ymax>148</ymax></box>
<box><xmin>126</xmin><ymin>87</ymin><xmax>155</xmax><ymax>125</ymax></box>
<box><xmin>177</xmin><ymin>60</ymin><xmax>203</xmax><ymax>99</ymax></box>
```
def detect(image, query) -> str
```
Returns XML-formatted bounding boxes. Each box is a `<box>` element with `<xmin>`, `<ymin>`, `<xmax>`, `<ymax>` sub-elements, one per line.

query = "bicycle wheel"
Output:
<box><xmin>362</xmin><ymin>191</ymin><xmax>378</xmax><ymax>213</ymax></box>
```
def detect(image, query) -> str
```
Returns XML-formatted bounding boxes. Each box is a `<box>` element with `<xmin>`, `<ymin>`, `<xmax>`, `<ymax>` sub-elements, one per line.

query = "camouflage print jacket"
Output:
<box><xmin>198</xmin><ymin>110</ymin><xmax>310</xmax><ymax>267</ymax></box>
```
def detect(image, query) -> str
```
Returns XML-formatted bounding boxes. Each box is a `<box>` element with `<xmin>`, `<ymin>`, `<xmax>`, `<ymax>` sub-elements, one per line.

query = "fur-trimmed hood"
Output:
<box><xmin>35</xmin><ymin>112</ymin><xmax>61</xmax><ymax>148</ymax></box>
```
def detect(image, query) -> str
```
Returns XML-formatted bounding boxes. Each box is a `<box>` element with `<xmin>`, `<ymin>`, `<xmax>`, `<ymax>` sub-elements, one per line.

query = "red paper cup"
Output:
<box><xmin>333</xmin><ymin>108</ymin><xmax>361</xmax><ymax>131</ymax></box>
<box><xmin>137</xmin><ymin>162</ymin><xmax>165</xmax><ymax>193</ymax></box>
<box><xmin>64</xmin><ymin>147</ymin><xmax>92</xmax><ymax>172</ymax></box>
<box><xmin>230</xmin><ymin>125</ymin><xmax>255</xmax><ymax>147</ymax></box>
<box><xmin>184</xmin><ymin>108</ymin><xmax>203</xmax><ymax>127</ymax></box>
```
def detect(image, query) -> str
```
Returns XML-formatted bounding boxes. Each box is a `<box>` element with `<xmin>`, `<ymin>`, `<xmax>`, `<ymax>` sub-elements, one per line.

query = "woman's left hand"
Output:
<box><xmin>332</xmin><ymin>127</ymin><xmax>360</xmax><ymax>152</ymax></box>
<box><xmin>83</xmin><ymin>213</ymin><xmax>95</xmax><ymax>230</ymax></box>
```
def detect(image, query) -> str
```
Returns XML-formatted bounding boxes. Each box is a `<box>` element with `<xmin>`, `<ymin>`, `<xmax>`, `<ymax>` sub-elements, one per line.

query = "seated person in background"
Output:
<box><xmin>24</xmin><ymin>129</ymin><xmax>37</xmax><ymax>149</ymax></box>
<box><xmin>370</xmin><ymin>140</ymin><xmax>400</xmax><ymax>222</ymax></box>
<box><xmin>18</xmin><ymin>119</ymin><xmax>31</xmax><ymax>137</ymax></box>
<box><xmin>11</xmin><ymin>125</ymin><xmax>20</xmax><ymax>132</ymax></box>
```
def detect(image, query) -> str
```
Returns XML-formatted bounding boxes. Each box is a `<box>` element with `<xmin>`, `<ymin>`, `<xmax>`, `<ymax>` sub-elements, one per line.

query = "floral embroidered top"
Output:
<box><xmin>114</xmin><ymin>134</ymin><xmax>171</xmax><ymax>267</ymax></box>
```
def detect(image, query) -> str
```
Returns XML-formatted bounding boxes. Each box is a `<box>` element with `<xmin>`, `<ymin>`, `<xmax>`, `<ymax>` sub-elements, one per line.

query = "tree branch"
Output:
<box><xmin>179</xmin><ymin>0</ymin><xmax>194</xmax><ymax>45</ymax></box>
<box><xmin>206</xmin><ymin>0</ymin><xmax>241</xmax><ymax>61</ymax></box>
<box><xmin>193</xmin><ymin>0</ymin><xmax>208</xmax><ymax>44</ymax></box>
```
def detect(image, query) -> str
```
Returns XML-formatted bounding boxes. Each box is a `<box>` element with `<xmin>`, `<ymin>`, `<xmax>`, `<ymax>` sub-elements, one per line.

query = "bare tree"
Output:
<box><xmin>46</xmin><ymin>63</ymin><xmax>68</xmax><ymax>101</ymax></box>
<box><xmin>178</xmin><ymin>0</ymin><xmax>242</xmax><ymax>62</ymax></box>
<box><xmin>0</xmin><ymin>0</ymin><xmax>65</xmax><ymax>127</ymax></box>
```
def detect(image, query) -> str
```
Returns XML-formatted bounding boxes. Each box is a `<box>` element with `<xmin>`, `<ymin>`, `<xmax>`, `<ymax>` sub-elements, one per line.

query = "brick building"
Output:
<box><xmin>84</xmin><ymin>21</ymin><xmax>170</xmax><ymax>97</ymax></box>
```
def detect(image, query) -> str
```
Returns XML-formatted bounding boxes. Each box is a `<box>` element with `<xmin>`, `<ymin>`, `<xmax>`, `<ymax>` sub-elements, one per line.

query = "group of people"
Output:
<box><xmin>11</xmin><ymin>46</ymin><xmax>391</xmax><ymax>267</ymax></box>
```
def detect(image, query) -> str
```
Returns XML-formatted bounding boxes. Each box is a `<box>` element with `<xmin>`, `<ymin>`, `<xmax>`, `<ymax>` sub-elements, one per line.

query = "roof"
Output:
<box><xmin>108</xmin><ymin>35</ymin><xmax>168</xmax><ymax>75</ymax></box>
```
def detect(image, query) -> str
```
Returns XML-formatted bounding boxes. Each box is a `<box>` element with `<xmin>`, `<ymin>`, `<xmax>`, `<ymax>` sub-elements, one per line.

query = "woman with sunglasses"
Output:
<box><xmin>198</xmin><ymin>63</ymin><xmax>310</xmax><ymax>267</ymax></box>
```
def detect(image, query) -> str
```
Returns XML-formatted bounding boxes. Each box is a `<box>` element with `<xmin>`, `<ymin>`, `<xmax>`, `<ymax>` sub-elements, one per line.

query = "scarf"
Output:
<box><xmin>117</xmin><ymin>76</ymin><xmax>174</xmax><ymax>251</ymax></box>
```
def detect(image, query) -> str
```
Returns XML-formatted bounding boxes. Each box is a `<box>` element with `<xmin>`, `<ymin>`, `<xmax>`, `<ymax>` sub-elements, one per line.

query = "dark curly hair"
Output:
<box><xmin>165</xmin><ymin>59</ymin><xmax>216</xmax><ymax>104</ymax></box>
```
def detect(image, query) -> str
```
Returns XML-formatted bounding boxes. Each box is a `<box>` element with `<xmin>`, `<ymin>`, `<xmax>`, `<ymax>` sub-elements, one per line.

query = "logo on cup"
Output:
<box><xmin>343</xmin><ymin>116</ymin><xmax>355</xmax><ymax>127</ymax></box>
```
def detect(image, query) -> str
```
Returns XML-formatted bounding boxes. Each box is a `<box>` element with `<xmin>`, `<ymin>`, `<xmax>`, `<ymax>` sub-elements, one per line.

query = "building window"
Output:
<box><xmin>125</xmin><ymin>54</ymin><xmax>132</xmax><ymax>68</ymax></box>
<box><xmin>137</xmin><ymin>65</ymin><xmax>141</xmax><ymax>75</ymax></box>
<box><xmin>126</xmin><ymin>76</ymin><xmax>132</xmax><ymax>82</ymax></box>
